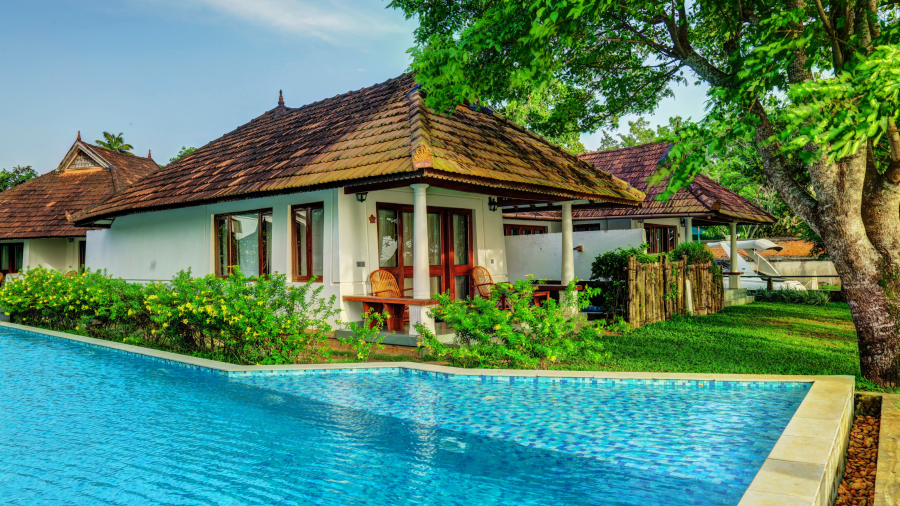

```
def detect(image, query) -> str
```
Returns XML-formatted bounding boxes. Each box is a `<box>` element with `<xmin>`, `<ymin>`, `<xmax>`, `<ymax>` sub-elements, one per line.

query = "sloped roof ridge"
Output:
<box><xmin>489</xmin><ymin>111</ymin><xmax>632</xmax><ymax>191</ymax></box>
<box><xmin>692</xmin><ymin>173</ymin><xmax>772</xmax><ymax>216</ymax></box>
<box><xmin>189</xmin><ymin>75</ymin><xmax>413</xmax><ymax>155</ymax></box>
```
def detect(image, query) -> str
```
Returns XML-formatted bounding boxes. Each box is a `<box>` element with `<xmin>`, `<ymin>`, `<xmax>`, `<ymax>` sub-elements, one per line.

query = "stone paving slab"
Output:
<box><xmin>875</xmin><ymin>393</ymin><xmax>900</xmax><ymax>506</ymax></box>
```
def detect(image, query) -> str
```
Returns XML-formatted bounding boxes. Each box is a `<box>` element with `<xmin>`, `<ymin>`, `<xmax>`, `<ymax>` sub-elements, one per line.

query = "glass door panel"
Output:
<box><xmin>448</xmin><ymin>211</ymin><xmax>473</xmax><ymax>299</ymax></box>
<box><xmin>453</xmin><ymin>214</ymin><xmax>469</xmax><ymax>265</ymax></box>
<box><xmin>378</xmin><ymin>209</ymin><xmax>399</xmax><ymax>268</ymax></box>
<box><xmin>310</xmin><ymin>208</ymin><xmax>325</xmax><ymax>277</ymax></box>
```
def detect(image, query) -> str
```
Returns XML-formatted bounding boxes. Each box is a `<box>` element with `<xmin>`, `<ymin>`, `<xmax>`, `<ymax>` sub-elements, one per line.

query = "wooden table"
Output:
<box><xmin>535</xmin><ymin>284</ymin><xmax>584</xmax><ymax>292</ymax></box>
<box><xmin>342</xmin><ymin>295</ymin><xmax>437</xmax><ymax>332</ymax></box>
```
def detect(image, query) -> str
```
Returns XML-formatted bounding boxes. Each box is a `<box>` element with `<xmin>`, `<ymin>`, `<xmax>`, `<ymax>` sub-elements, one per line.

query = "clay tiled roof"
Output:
<box><xmin>504</xmin><ymin>142</ymin><xmax>775</xmax><ymax>224</ymax></box>
<box><xmin>710</xmin><ymin>239</ymin><xmax>815</xmax><ymax>260</ymax></box>
<box><xmin>72</xmin><ymin>75</ymin><xmax>644</xmax><ymax>224</ymax></box>
<box><xmin>0</xmin><ymin>142</ymin><xmax>159</xmax><ymax>239</ymax></box>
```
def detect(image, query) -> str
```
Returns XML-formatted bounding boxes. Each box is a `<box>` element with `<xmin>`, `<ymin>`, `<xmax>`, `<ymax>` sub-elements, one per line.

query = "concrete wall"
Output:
<box><xmin>503</xmin><ymin>218</ymin><xmax>562</xmax><ymax>233</ymax></box>
<box><xmin>743</xmin><ymin>257</ymin><xmax>841</xmax><ymax>286</ymax></box>
<box><xmin>505</xmin><ymin>229</ymin><xmax>644</xmax><ymax>281</ymax></box>
<box><xmin>503</xmin><ymin>216</ymin><xmax>693</xmax><ymax>244</ymax></box>
<box><xmin>86</xmin><ymin>186</ymin><xmax>507</xmax><ymax>323</ymax></box>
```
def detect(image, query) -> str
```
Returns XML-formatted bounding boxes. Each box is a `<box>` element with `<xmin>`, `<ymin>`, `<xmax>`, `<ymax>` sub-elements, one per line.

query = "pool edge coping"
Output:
<box><xmin>1</xmin><ymin>321</ymin><xmax>854</xmax><ymax>506</ymax></box>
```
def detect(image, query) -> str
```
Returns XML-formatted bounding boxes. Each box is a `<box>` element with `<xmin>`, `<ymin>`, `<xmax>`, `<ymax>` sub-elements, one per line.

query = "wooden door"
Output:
<box><xmin>78</xmin><ymin>241</ymin><xmax>87</xmax><ymax>272</ymax></box>
<box><xmin>446</xmin><ymin>210</ymin><xmax>474</xmax><ymax>299</ymax></box>
<box><xmin>375</xmin><ymin>205</ymin><xmax>473</xmax><ymax>299</ymax></box>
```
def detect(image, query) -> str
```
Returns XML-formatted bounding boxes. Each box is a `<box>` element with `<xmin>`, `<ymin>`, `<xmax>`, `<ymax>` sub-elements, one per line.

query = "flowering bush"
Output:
<box><xmin>339</xmin><ymin>309</ymin><xmax>387</xmax><ymax>361</ymax></box>
<box><xmin>0</xmin><ymin>266</ymin><xmax>340</xmax><ymax>365</ymax></box>
<box><xmin>0</xmin><ymin>266</ymin><xmax>141</xmax><ymax>332</ymax></box>
<box><xmin>415</xmin><ymin>279</ymin><xmax>610</xmax><ymax>369</ymax></box>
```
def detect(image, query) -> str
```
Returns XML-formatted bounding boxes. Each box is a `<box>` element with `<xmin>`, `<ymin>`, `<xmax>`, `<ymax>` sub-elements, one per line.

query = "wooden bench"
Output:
<box><xmin>342</xmin><ymin>295</ymin><xmax>437</xmax><ymax>332</ymax></box>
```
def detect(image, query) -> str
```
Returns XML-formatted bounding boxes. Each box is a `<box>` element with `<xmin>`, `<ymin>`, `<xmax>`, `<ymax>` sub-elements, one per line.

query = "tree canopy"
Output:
<box><xmin>391</xmin><ymin>0</ymin><xmax>900</xmax><ymax>384</ymax></box>
<box><xmin>95</xmin><ymin>132</ymin><xmax>134</xmax><ymax>153</ymax></box>
<box><xmin>0</xmin><ymin>165</ymin><xmax>37</xmax><ymax>192</ymax></box>
<box><xmin>168</xmin><ymin>146</ymin><xmax>196</xmax><ymax>165</ymax></box>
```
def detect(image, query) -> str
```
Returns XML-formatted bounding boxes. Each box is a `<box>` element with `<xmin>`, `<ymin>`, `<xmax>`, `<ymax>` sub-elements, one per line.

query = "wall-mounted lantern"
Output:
<box><xmin>356</xmin><ymin>192</ymin><xmax>368</xmax><ymax>203</ymax></box>
<box><xmin>488</xmin><ymin>197</ymin><xmax>499</xmax><ymax>212</ymax></box>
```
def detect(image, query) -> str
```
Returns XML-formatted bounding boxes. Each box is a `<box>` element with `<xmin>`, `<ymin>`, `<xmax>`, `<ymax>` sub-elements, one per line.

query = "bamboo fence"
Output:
<box><xmin>626</xmin><ymin>256</ymin><xmax>724</xmax><ymax>328</ymax></box>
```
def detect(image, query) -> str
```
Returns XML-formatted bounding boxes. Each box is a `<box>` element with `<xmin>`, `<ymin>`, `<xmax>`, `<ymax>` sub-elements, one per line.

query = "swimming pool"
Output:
<box><xmin>0</xmin><ymin>328</ymin><xmax>810</xmax><ymax>505</ymax></box>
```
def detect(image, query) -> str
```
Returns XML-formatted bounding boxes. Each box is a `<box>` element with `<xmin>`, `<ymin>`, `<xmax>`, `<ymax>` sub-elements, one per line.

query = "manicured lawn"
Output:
<box><xmin>588</xmin><ymin>301</ymin><xmax>895</xmax><ymax>392</ymax></box>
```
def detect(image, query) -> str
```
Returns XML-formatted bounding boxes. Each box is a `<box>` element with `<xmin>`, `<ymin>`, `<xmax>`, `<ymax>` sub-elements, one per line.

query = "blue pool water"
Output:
<box><xmin>0</xmin><ymin>328</ymin><xmax>810</xmax><ymax>505</ymax></box>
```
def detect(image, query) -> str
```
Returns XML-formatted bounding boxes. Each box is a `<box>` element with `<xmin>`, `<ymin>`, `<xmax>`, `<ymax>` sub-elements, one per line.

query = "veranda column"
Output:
<box><xmin>561</xmin><ymin>201</ymin><xmax>575</xmax><ymax>285</ymax></box>
<box><xmin>411</xmin><ymin>184</ymin><xmax>430</xmax><ymax>299</ymax></box>
<box><xmin>729</xmin><ymin>221</ymin><xmax>740</xmax><ymax>289</ymax></box>
<box><xmin>684</xmin><ymin>217</ymin><xmax>693</xmax><ymax>243</ymax></box>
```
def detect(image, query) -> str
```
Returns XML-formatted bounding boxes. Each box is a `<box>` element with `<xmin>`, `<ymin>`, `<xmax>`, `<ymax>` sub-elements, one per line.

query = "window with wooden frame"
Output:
<box><xmin>503</xmin><ymin>224</ymin><xmax>548</xmax><ymax>236</ymax></box>
<box><xmin>214</xmin><ymin>209</ymin><xmax>273</xmax><ymax>277</ymax></box>
<box><xmin>0</xmin><ymin>243</ymin><xmax>24</xmax><ymax>275</ymax></box>
<box><xmin>645</xmin><ymin>224</ymin><xmax>677</xmax><ymax>254</ymax></box>
<box><xmin>292</xmin><ymin>203</ymin><xmax>325</xmax><ymax>282</ymax></box>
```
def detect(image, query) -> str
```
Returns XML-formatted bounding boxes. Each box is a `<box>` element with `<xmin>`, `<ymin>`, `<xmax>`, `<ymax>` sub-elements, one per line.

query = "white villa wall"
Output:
<box><xmin>1</xmin><ymin>238</ymin><xmax>84</xmax><ymax>274</ymax></box>
<box><xmin>86</xmin><ymin>186</ymin><xmax>507</xmax><ymax>324</ymax></box>
<box><xmin>23</xmin><ymin>239</ymin><xmax>68</xmax><ymax>271</ymax></box>
<box><xmin>87</xmin><ymin>206</ymin><xmax>209</xmax><ymax>281</ymax></box>
<box><xmin>503</xmin><ymin>218</ymin><xmax>562</xmax><ymax>233</ymax></box>
<box><xmin>64</xmin><ymin>239</ymin><xmax>85</xmax><ymax>272</ymax></box>
<box><xmin>505</xmin><ymin>229</ymin><xmax>644</xmax><ymax>281</ymax></box>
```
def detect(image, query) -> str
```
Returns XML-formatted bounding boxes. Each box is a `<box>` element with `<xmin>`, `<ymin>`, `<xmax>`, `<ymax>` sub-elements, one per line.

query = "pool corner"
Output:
<box><xmin>738</xmin><ymin>375</ymin><xmax>855</xmax><ymax>506</ymax></box>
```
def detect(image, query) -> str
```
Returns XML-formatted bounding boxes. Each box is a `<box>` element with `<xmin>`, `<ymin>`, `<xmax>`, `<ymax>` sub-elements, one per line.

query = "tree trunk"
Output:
<box><xmin>754</xmin><ymin>112</ymin><xmax>900</xmax><ymax>385</ymax></box>
<box><xmin>825</xmin><ymin>236</ymin><xmax>900</xmax><ymax>386</ymax></box>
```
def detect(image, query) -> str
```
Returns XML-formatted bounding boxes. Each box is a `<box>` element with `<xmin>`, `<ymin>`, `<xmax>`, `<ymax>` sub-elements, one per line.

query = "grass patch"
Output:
<box><xmin>571</xmin><ymin>301</ymin><xmax>897</xmax><ymax>393</ymax></box>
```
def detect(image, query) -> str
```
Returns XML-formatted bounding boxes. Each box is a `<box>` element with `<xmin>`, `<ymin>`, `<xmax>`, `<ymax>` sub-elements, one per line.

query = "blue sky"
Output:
<box><xmin>1</xmin><ymin>0</ymin><xmax>707</xmax><ymax>174</ymax></box>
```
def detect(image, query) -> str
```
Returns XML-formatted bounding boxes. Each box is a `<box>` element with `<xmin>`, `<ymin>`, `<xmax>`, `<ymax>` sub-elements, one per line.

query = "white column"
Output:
<box><xmin>684</xmin><ymin>217</ymin><xmax>693</xmax><ymax>243</ymax></box>
<box><xmin>561</xmin><ymin>201</ymin><xmax>575</xmax><ymax>285</ymax></box>
<box><xmin>411</xmin><ymin>184</ymin><xmax>430</xmax><ymax>299</ymax></box>
<box><xmin>729</xmin><ymin>221</ymin><xmax>740</xmax><ymax>290</ymax></box>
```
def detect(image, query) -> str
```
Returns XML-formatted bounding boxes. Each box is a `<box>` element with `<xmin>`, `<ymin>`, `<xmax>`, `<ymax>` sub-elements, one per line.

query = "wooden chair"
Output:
<box><xmin>64</xmin><ymin>270</ymin><xmax>79</xmax><ymax>278</ymax></box>
<box><xmin>368</xmin><ymin>269</ymin><xmax>412</xmax><ymax>327</ymax></box>
<box><xmin>368</xmin><ymin>270</ymin><xmax>412</xmax><ymax>298</ymax></box>
<box><xmin>472</xmin><ymin>266</ymin><xmax>495</xmax><ymax>298</ymax></box>
<box><xmin>0</xmin><ymin>272</ymin><xmax>4</xmax><ymax>287</ymax></box>
<box><xmin>472</xmin><ymin>266</ymin><xmax>551</xmax><ymax>309</ymax></box>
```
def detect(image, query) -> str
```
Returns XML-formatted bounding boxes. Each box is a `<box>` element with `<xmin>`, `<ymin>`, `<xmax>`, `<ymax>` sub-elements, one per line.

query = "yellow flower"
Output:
<box><xmin>493</xmin><ymin>324</ymin><xmax>502</xmax><ymax>330</ymax></box>
<box><xmin>182</xmin><ymin>319</ymin><xmax>188</xmax><ymax>324</ymax></box>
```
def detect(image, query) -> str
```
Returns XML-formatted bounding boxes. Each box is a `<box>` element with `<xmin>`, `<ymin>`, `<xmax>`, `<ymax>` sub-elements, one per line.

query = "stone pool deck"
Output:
<box><xmin>1</xmin><ymin>321</ymin><xmax>856</xmax><ymax>506</ymax></box>
<box><xmin>875</xmin><ymin>393</ymin><xmax>899</xmax><ymax>506</ymax></box>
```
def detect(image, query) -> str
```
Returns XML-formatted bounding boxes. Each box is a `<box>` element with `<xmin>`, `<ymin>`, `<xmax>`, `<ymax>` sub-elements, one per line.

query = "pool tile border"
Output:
<box><xmin>0</xmin><ymin>321</ymin><xmax>854</xmax><ymax>506</ymax></box>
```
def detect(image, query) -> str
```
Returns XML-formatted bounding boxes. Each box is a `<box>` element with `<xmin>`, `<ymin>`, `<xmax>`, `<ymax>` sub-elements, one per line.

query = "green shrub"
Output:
<box><xmin>0</xmin><ymin>266</ymin><xmax>340</xmax><ymax>365</ymax></box>
<box><xmin>340</xmin><ymin>309</ymin><xmax>388</xmax><ymax>361</ymax></box>
<box><xmin>667</xmin><ymin>241</ymin><xmax>715</xmax><ymax>265</ymax></box>
<box><xmin>415</xmin><ymin>279</ymin><xmax>610</xmax><ymax>369</ymax></box>
<box><xmin>0</xmin><ymin>266</ymin><xmax>141</xmax><ymax>332</ymax></box>
<box><xmin>748</xmin><ymin>289</ymin><xmax>831</xmax><ymax>306</ymax></box>
<box><xmin>589</xmin><ymin>243</ymin><xmax>657</xmax><ymax>317</ymax></box>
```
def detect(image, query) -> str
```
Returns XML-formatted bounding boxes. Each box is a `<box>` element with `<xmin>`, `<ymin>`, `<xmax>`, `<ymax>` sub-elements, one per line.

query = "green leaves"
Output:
<box><xmin>776</xmin><ymin>45</ymin><xmax>900</xmax><ymax>165</ymax></box>
<box><xmin>95</xmin><ymin>132</ymin><xmax>134</xmax><ymax>153</ymax></box>
<box><xmin>0</xmin><ymin>165</ymin><xmax>37</xmax><ymax>192</ymax></box>
<box><xmin>416</xmin><ymin>278</ymin><xmax>609</xmax><ymax>369</ymax></box>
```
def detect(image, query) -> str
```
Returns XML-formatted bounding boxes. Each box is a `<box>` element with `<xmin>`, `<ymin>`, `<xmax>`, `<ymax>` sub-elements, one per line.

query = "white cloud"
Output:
<box><xmin>165</xmin><ymin>0</ymin><xmax>405</xmax><ymax>42</ymax></box>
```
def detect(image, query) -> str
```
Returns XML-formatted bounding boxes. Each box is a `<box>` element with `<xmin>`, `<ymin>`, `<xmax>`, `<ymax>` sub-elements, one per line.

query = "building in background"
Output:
<box><xmin>0</xmin><ymin>136</ymin><xmax>158</xmax><ymax>282</ymax></box>
<box><xmin>501</xmin><ymin>142</ymin><xmax>775</xmax><ymax>283</ymax></box>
